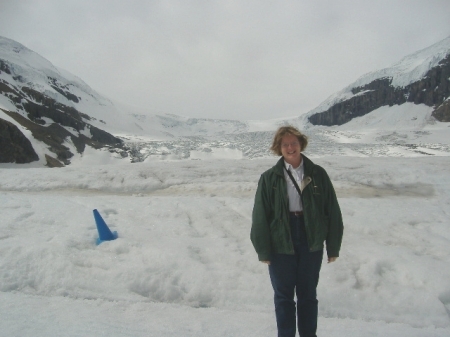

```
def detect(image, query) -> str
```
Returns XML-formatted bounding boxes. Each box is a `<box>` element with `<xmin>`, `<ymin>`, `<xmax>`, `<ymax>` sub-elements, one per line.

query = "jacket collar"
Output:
<box><xmin>274</xmin><ymin>154</ymin><xmax>314</xmax><ymax>177</ymax></box>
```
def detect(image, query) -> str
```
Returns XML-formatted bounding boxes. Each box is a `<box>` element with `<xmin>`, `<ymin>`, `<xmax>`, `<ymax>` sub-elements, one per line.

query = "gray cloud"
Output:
<box><xmin>1</xmin><ymin>0</ymin><xmax>449</xmax><ymax>120</ymax></box>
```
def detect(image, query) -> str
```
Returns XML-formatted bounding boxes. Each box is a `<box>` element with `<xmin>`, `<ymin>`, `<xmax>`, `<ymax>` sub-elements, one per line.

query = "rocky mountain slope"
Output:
<box><xmin>307</xmin><ymin>36</ymin><xmax>450</xmax><ymax>125</ymax></box>
<box><xmin>0</xmin><ymin>36</ymin><xmax>129</xmax><ymax>166</ymax></box>
<box><xmin>0</xmin><ymin>36</ymin><xmax>250</xmax><ymax>166</ymax></box>
<box><xmin>1</xmin><ymin>35</ymin><xmax>449</xmax><ymax>167</ymax></box>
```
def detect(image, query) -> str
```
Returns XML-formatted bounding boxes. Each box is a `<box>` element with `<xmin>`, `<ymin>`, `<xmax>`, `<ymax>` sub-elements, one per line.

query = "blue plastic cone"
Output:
<box><xmin>93</xmin><ymin>209</ymin><xmax>118</xmax><ymax>245</ymax></box>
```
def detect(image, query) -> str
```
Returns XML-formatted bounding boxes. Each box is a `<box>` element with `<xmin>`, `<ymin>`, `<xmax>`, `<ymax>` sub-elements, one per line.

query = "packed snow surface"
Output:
<box><xmin>1</xmin><ymin>153</ymin><xmax>450</xmax><ymax>336</ymax></box>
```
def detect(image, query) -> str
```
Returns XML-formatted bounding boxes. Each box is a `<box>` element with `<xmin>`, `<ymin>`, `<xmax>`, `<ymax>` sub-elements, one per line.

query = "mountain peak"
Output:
<box><xmin>307</xmin><ymin>35</ymin><xmax>450</xmax><ymax>126</ymax></box>
<box><xmin>358</xmin><ymin>35</ymin><xmax>450</xmax><ymax>89</ymax></box>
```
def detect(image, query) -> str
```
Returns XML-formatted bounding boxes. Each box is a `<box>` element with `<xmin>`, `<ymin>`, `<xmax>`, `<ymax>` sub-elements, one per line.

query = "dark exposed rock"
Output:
<box><xmin>432</xmin><ymin>100</ymin><xmax>450</xmax><ymax>122</ymax></box>
<box><xmin>0</xmin><ymin>74</ymin><xmax>125</xmax><ymax>165</ymax></box>
<box><xmin>48</xmin><ymin>77</ymin><xmax>80</xmax><ymax>103</ymax></box>
<box><xmin>21</xmin><ymin>86</ymin><xmax>85</xmax><ymax>130</ymax></box>
<box><xmin>0</xmin><ymin>80</ymin><xmax>16</xmax><ymax>94</ymax></box>
<box><xmin>89</xmin><ymin>125</ymin><xmax>122</xmax><ymax>146</ymax></box>
<box><xmin>0</xmin><ymin>59</ymin><xmax>11</xmax><ymax>74</ymax></box>
<box><xmin>45</xmin><ymin>154</ymin><xmax>64</xmax><ymax>168</ymax></box>
<box><xmin>1</xmin><ymin>46</ymin><xmax>127</xmax><ymax>166</ymax></box>
<box><xmin>2</xmin><ymin>107</ymin><xmax>123</xmax><ymax>165</ymax></box>
<box><xmin>0</xmin><ymin>117</ymin><xmax>39</xmax><ymax>163</ymax></box>
<box><xmin>79</xmin><ymin>111</ymin><xmax>91</xmax><ymax>121</ymax></box>
<box><xmin>309</xmin><ymin>54</ymin><xmax>450</xmax><ymax>125</ymax></box>
<box><xmin>2</xmin><ymin>110</ymin><xmax>74</xmax><ymax>164</ymax></box>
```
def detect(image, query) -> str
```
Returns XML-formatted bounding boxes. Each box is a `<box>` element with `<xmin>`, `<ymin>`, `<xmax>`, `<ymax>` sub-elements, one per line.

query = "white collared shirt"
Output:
<box><xmin>284</xmin><ymin>159</ymin><xmax>304</xmax><ymax>212</ymax></box>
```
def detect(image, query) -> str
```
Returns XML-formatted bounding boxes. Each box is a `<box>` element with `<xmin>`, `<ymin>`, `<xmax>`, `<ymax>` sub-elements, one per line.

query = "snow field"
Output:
<box><xmin>1</xmin><ymin>156</ymin><xmax>450</xmax><ymax>336</ymax></box>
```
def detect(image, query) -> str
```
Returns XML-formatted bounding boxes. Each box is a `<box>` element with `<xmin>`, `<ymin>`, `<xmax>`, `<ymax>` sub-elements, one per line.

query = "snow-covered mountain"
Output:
<box><xmin>0</xmin><ymin>36</ymin><xmax>259</xmax><ymax>166</ymax></box>
<box><xmin>307</xmin><ymin>35</ymin><xmax>450</xmax><ymax>126</ymax></box>
<box><xmin>1</xmin><ymin>35</ymin><xmax>450</xmax><ymax>167</ymax></box>
<box><xmin>0</xmin><ymin>36</ymin><xmax>132</xmax><ymax>166</ymax></box>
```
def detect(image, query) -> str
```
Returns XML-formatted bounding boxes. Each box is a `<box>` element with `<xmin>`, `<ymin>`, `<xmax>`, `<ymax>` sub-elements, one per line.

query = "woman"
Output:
<box><xmin>251</xmin><ymin>126</ymin><xmax>343</xmax><ymax>337</ymax></box>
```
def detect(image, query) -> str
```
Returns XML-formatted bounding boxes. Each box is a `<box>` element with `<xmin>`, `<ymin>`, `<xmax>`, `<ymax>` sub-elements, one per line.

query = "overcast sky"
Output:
<box><xmin>1</xmin><ymin>0</ymin><xmax>450</xmax><ymax>120</ymax></box>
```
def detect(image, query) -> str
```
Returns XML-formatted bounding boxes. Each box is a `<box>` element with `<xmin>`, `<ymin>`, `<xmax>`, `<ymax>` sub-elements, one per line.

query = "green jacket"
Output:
<box><xmin>251</xmin><ymin>155</ymin><xmax>343</xmax><ymax>261</ymax></box>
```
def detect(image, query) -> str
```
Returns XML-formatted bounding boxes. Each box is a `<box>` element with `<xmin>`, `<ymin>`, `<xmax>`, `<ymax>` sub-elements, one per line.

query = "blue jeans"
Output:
<box><xmin>268</xmin><ymin>214</ymin><xmax>323</xmax><ymax>337</ymax></box>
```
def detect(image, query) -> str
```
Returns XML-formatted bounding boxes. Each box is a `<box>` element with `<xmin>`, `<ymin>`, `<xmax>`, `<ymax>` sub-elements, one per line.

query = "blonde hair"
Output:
<box><xmin>270</xmin><ymin>126</ymin><xmax>308</xmax><ymax>156</ymax></box>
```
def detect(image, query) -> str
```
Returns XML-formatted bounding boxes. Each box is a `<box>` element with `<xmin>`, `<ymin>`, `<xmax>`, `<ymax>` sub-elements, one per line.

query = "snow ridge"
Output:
<box><xmin>0</xmin><ymin>36</ymin><xmax>110</xmax><ymax>108</ymax></box>
<box><xmin>307</xmin><ymin>35</ymin><xmax>450</xmax><ymax>117</ymax></box>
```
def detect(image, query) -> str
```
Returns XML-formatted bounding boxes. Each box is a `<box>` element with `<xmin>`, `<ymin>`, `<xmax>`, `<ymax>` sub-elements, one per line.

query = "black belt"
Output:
<box><xmin>290</xmin><ymin>211</ymin><xmax>303</xmax><ymax>216</ymax></box>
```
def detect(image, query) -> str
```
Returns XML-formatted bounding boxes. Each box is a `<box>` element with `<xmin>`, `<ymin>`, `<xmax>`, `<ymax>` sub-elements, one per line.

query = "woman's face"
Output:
<box><xmin>280</xmin><ymin>134</ymin><xmax>302</xmax><ymax>166</ymax></box>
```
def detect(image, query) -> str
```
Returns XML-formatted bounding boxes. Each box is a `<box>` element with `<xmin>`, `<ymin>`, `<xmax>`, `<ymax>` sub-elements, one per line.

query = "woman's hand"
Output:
<box><xmin>328</xmin><ymin>257</ymin><xmax>338</xmax><ymax>263</ymax></box>
<box><xmin>261</xmin><ymin>260</ymin><xmax>271</xmax><ymax>265</ymax></box>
